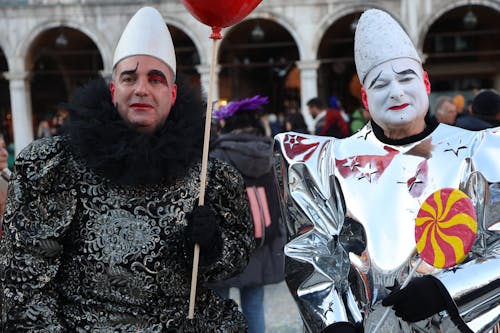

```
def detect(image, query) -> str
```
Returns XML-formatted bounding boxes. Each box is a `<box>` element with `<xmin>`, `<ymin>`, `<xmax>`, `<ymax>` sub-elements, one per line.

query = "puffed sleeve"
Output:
<box><xmin>0</xmin><ymin>137</ymin><xmax>77</xmax><ymax>332</ymax></box>
<box><xmin>199</xmin><ymin>159</ymin><xmax>255</xmax><ymax>282</ymax></box>
<box><xmin>433</xmin><ymin>127</ymin><xmax>500</xmax><ymax>332</ymax></box>
<box><xmin>470</xmin><ymin>126</ymin><xmax>500</xmax><ymax>182</ymax></box>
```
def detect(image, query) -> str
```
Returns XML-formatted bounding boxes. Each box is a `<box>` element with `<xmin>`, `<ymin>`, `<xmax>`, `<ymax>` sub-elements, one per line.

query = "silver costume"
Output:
<box><xmin>274</xmin><ymin>123</ymin><xmax>499</xmax><ymax>332</ymax></box>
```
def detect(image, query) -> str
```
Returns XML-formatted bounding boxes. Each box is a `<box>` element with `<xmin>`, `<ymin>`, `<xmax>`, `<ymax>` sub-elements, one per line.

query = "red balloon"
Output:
<box><xmin>181</xmin><ymin>0</ymin><xmax>262</xmax><ymax>29</ymax></box>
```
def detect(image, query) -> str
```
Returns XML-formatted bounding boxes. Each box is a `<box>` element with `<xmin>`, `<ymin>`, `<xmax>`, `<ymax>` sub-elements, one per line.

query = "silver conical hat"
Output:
<box><xmin>112</xmin><ymin>7</ymin><xmax>176</xmax><ymax>76</ymax></box>
<box><xmin>354</xmin><ymin>9</ymin><xmax>420</xmax><ymax>83</ymax></box>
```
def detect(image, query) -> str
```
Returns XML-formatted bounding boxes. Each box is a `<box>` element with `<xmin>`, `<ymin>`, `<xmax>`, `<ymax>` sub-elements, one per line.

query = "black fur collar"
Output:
<box><xmin>63</xmin><ymin>75</ymin><xmax>205</xmax><ymax>185</ymax></box>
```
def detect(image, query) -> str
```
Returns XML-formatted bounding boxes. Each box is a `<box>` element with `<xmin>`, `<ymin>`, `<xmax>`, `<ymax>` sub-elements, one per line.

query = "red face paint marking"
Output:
<box><xmin>149</xmin><ymin>73</ymin><xmax>168</xmax><ymax>86</ymax></box>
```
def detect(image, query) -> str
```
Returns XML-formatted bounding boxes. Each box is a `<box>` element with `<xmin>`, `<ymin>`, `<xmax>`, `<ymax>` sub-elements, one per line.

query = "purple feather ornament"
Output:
<box><xmin>214</xmin><ymin>95</ymin><xmax>269</xmax><ymax>120</ymax></box>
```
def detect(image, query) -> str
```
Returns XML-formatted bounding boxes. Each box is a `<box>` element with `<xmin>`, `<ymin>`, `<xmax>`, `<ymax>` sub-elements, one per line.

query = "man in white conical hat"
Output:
<box><xmin>274</xmin><ymin>8</ymin><xmax>499</xmax><ymax>333</ymax></box>
<box><xmin>0</xmin><ymin>6</ymin><xmax>254</xmax><ymax>332</ymax></box>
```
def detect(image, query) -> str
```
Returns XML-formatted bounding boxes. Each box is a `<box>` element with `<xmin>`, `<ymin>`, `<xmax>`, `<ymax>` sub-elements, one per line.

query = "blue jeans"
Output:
<box><xmin>214</xmin><ymin>286</ymin><xmax>265</xmax><ymax>333</ymax></box>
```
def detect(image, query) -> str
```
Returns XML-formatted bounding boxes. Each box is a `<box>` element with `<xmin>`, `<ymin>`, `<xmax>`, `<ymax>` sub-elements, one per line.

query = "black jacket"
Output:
<box><xmin>210</xmin><ymin>130</ymin><xmax>286</xmax><ymax>287</ymax></box>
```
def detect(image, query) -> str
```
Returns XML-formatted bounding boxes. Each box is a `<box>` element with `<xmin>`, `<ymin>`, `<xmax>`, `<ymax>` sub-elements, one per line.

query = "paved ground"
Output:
<box><xmin>229</xmin><ymin>281</ymin><xmax>303</xmax><ymax>332</ymax></box>
<box><xmin>264</xmin><ymin>281</ymin><xmax>303</xmax><ymax>332</ymax></box>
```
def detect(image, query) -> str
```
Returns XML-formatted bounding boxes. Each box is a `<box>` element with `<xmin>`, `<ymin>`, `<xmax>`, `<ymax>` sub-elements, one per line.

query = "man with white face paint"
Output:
<box><xmin>274</xmin><ymin>9</ymin><xmax>499</xmax><ymax>333</ymax></box>
<box><xmin>0</xmin><ymin>7</ymin><xmax>254</xmax><ymax>332</ymax></box>
<box><xmin>361</xmin><ymin>58</ymin><xmax>431</xmax><ymax>138</ymax></box>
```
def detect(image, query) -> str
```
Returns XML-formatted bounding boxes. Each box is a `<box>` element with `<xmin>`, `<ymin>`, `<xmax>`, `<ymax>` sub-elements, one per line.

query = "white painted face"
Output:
<box><xmin>362</xmin><ymin>58</ymin><xmax>430</xmax><ymax>137</ymax></box>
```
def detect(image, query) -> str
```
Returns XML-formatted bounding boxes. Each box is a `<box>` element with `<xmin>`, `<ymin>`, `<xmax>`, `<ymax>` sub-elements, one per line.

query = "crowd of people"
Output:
<box><xmin>255</xmin><ymin>95</ymin><xmax>371</xmax><ymax>142</ymax></box>
<box><xmin>0</xmin><ymin>5</ymin><xmax>498</xmax><ymax>333</ymax></box>
<box><xmin>433</xmin><ymin>89</ymin><xmax>500</xmax><ymax>130</ymax></box>
<box><xmin>260</xmin><ymin>86</ymin><xmax>500</xmax><ymax>143</ymax></box>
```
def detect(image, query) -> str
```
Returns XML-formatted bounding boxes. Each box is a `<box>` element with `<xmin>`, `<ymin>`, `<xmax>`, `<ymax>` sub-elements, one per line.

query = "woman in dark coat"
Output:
<box><xmin>210</xmin><ymin>96</ymin><xmax>286</xmax><ymax>333</ymax></box>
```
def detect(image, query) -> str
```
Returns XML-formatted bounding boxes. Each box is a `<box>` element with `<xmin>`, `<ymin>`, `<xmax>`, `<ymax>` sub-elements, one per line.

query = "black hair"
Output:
<box><xmin>306</xmin><ymin>97</ymin><xmax>324</xmax><ymax>109</ymax></box>
<box><xmin>220</xmin><ymin>110</ymin><xmax>263</xmax><ymax>135</ymax></box>
<box><xmin>285</xmin><ymin>113</ymin><xmax>308</xmax><ymax>133</ymax></box>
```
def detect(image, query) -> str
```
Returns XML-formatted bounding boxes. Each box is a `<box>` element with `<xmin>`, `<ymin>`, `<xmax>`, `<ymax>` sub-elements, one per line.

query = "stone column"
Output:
<box><xmin>3</xmin><ymin>71</ymin><xmax>34</xmax><ymax>155</ymax></box>
<box><xmin>196</xmin><ymin>63</ymin><xmax>220</xmax><ymax>106</ymax></box>
<box><xmin>403</xmin><ymin>0</ymin><xmax>419</xmax><ymax>43</ymax></box>
<box><xmin>296</xmin><ymin>60</ymin><xmax>320</xmax><ymax>133</ymax></box>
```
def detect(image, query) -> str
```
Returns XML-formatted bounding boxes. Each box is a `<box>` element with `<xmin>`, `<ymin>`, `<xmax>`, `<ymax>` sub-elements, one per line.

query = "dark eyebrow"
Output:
<box><xmin>393</xmin><ymin>68</ymin><xmax>420</xmax><ymax>78</ymax></box>
<box><xmin>368</xmin><ymin>70</ymin><xmax>383</xmax><ymax>89</ymax></box>
<box><xmin>119</xmin><ymin>62</ymin><xmax>139</xmax><ymax>77</ymax></box>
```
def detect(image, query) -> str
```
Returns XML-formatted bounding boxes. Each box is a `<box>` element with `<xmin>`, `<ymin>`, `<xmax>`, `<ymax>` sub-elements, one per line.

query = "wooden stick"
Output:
<box><xmin>188</xmin><ymin>36</ymin><xmax>219</xmax><ymax>320</ymax></box>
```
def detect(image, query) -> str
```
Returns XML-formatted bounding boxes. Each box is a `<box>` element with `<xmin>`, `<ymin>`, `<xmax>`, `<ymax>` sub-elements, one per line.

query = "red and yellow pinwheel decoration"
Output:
<box><xmin>374</xmin><ymin>187</ymin><xmax>478</xmax><ymax>333</ymax></box>
<box><xmin>415</xmin><ymin>188</ymin><xmax>477</xmax><ymax>269</ymax></box>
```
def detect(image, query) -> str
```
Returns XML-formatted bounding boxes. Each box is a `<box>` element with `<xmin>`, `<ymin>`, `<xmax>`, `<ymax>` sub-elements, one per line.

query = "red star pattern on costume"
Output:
<box><xmin>335</xmin><ymin>146</ymin><xmax>399</xmax><ymax>182</ymax></box>
<box><xmin>398</xmin><ymin>160</ymin><xmax>428</xmax><ymax>197</ymax></box>
<box><xmin>283</xmin><ymin>134</ymin><xmax>320</xmax><ymax>162</ymax></box>
<box><xmin>343</xmin><ymin>157</ymin><xmax>360</xmax><ymax>170</ymax></box>
<box><xmin>407</xmin><ymin>174</ymin><xmax>423</xmax><ymax>191</ymax></box>
<box><xmin>356</xmin><ymin>163</ymin><xmax>378</xmax><ymax>183</ymax></box>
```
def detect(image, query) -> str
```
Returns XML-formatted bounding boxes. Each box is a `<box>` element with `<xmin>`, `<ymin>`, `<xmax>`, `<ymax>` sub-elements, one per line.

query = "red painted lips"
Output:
<box><xmin>130</xmin><ymin>103</ymin><xmax>153</xmax><ymax>110</ymax></box>
<box><xmin>389</xmin><ymin>103</ymin><xmax>409</xmax><ymax>110</ymax></box>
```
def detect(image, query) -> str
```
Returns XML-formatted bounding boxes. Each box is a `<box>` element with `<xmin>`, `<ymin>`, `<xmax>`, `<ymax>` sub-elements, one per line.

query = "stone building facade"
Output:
<box><xmin>0</xmin><ymin>0</ymin><xmax>499</xmax><ymax>153</ymax></box>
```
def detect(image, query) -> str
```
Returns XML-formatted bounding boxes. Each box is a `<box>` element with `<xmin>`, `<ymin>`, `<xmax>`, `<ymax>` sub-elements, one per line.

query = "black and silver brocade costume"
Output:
<box><xmin>0</xmin><ymin>78</ymin><xmax>255</xmax><ymax>332</ymax></box>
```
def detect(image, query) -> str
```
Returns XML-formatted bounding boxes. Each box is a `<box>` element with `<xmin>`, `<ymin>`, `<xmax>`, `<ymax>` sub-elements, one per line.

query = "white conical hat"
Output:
<box><xmin>112</xmin><ymin>7</ymin><xmax>176</xmax><ymax>76</ymax></box>
<box><xmin>354</xmin><ymin>9</ymin><xmax>420</xmax><ymax>84</ymax></box>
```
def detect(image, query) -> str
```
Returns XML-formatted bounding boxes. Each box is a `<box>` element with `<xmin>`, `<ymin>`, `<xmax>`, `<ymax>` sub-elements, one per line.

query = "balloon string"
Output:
<box><xmin>188</xmin><ymin>37</ymin><xmax>219</xmax><ymax>320</ymax></box>
<box><xmin>372</xmin><ymin>257</ymin><xmax>423</xmax><ymax>333</ymax></box>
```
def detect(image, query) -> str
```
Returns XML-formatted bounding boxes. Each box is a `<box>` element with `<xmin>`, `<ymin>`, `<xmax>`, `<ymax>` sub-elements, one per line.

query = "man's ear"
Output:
<box><xmin>109</xmin><ymin>82</ymin><xmax>115</xmax><ymax>103</ymax></box>
<box><xmin>423</xmin><ymin>71</ymin><xmax>431</xmax><ymax>94</ymax></box>
<box><xmin>361</xmin><ymin>86</ymin><xmax>369</xmax><ymax>110</ymax></box>
<box><xmin>171</xmin><ymin>84</ymin><xmax>177</xmax><ymax>105</ymax></box>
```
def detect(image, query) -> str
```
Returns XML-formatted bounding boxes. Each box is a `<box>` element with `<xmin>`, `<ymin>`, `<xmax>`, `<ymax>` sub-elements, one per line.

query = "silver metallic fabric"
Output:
<box><xmin>274</xmin><ymin>123</ymin><xmax>499</xmax><ymax>332</ymax></box>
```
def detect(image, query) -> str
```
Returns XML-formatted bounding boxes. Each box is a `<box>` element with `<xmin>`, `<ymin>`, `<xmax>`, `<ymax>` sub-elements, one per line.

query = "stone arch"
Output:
<box><xmin>417</xmin><ymin>0</ymin><xmax>500</xmax><ymax>50</ymax></box>
<box><xmin>218</xmin><ymin>14</ymin><xmax>301</xmax><ymax>114</ymax></box>
<box><xmin>0</xmin><ymin>45</ymin><xmax>9</xmax><ymax>76</ymax></box>
<box><xmin>0</xmin><ymin>24</ymin><xmax>22</xmax><ymax>71</ymax></box>
<box><xmin>165</xmin><ymin>18</ymin><xmax>206</xmax><ymax>65</ymax></box>
<box><xmin>224</xmin><ymin>10</ymin><xmax>305</xmax><ymax>60</ymax></box>
<box><xmin>418</xmin><ymin>0</ymin><xmax>500</xmax><ymax>101</ymax></box>
<box><xmin>23</xmin><ymin>22</ymin><xmax>106</xmax><ymax>136</ymax></box>
<box><xmin>0</xmin><ymin>40</ymin><xmax>10</xmax><ymax>65</ymax></box>
<box><xmin>313</xmin><ymin>2</ymin><xmax>397</xmax><ymax>58</ymax></box>
<box><xmin>314</xmin><ymin>3</ymin><xmax>396</xmax><ymax>115</ymax></box>
<box><xmin>15</xmin><ymin>19</ymin><xmax>110</xmax><ymax>73</ymax></box>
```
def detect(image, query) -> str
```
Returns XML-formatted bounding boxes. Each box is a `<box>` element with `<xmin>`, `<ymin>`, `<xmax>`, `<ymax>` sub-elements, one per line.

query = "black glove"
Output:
<box><xmin>321</xmin><ymin>322</ymin><xmax>363</xmax><ymax>333</ymax></box>
<box><xmin>382</xmin><ymin>275</ymin><xmax>446</xmax><ymax>322</ymax></box>
<box><xmin>185</xmin><ymin>205</ymin><xmax>222</xmax><ymax>266</ymax></box>
<box><xmin>382</xmin><ymin>275</ymin><xmax>473</xmax><ymax>332</ymax></box>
